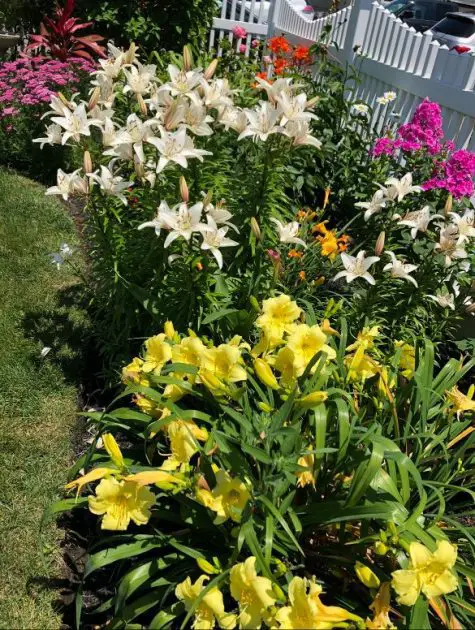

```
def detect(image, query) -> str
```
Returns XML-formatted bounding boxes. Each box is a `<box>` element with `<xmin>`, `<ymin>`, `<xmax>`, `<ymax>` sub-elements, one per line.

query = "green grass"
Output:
<box><xmin>0</xmin><ymin>169</ymin><xmax>90</xmax><ymax>629</ymax></box>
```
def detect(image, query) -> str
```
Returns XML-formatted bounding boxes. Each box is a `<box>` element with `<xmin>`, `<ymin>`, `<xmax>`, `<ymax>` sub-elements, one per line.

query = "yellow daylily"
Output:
<box><xmin>102</xmin><ymin>433</ymin><xmax>125</xmax><ymax>469</ymax></box>
<box><xmin>196</xmin><ymin>468</ymin><xmax>250</xmax><ymax>524</ymax></box>
<box><xmin>394</xmin><ymin>341</ymin><xmax>415</xmax><ymax>379</ymax></box>
<box><xmin>172</xmin><ymin>335</ymin><xmax>207</xmax><ymax>371</ymax></box>
<box><xmin>255</xmin><ymin>294</ymin><xmax>301</xmax><ymax>347</ymax></box>
<box><xmin>346</xmin><ymin>326</ymin><xmax>380</xmax><ymax>352</ymax></box>
<box><xmin>161</xmin><ymin>420</ymin><xmax>208</xmax><ymax>471</ymax></box>
<box><xmin>122</xmin><ymin>357</ymin><xmax>149</xmax><ymax>386</ymax></box>
<box><xmin>274</xmin><ymin>576</ymin><xmax>361</xmax><ymax>629</ymax></box>
<box><xmin>88</xmin><ymin>477</ymin><xmax>155</xmax><ymax>530</ymax></box>
<box><xmin>296</xmin><ymin>454</ymin><xmax>315</xmax><ymax>488</ymax></box>
<box><xmin>125</xmin><ymin>469</ymin><xmax>186</xmax><ymax>491</ymax></box>
<box><xmin>345</xmin><ymin>346</ymin><xmax>381</xmax><ymax>382</ymax></box>
<box><xmin>134</xmin><ymin>394</ymin><xmax>163</xmax><ymax>417</ymax></box>
<box><xmin>229</xmin><ymin>557</ymin><xmax>276</xmax><ymax>629</ymax></box>
<box><xmin>274</xmin><ymin>346</ymin><xmax>304</xmax><ymax>388</ymax></box>
<box><xmin>391</xmin><ymin>540</ymin><xmax>458</xmax><ymax>606</ymax></box>
<box><xmin>164</xmin><ymin>320</ymin><xmax>176</xmax><ymax>340</ymax></box>
<box><xmin>254</xmin><ymin>358</ymin><xmax>280</xmax><ymax>390</ymax></box>
<box><xmin>142</xmin><ymin>334</ymin><xmax>172</xmax><ymax>374</ymax></box>
<box><xmin>175</xmin><ymin>575</ymin><xmax>237</xmax><ymax>630</ymax></box>
<box><xmin>355</xmin><ymin>562</ymin><xmax>380</xmax><ymax>589</ymax></box>
<box><xmin>201</xmin><ymin>344</ymin><xmax>247</xmax><ymax>383</ymax></box>
<box><xmin>287</xmin><ymin>324</ymin><xmax>336</xmax><ymax>367</ymax></box>
<box><xmin>65</xmin><ymin>467</ymin><xmax>116</xmax><ymax>494</ymax></box>
<box><xmin>366</xmin><ymin>582</ymin><xmax>395</xmax><ymax>629</ymax></box>
<box><xmin>446</xmin><ymin>385</ymin><xmax>475</xmax><ymax>414</ymax></box>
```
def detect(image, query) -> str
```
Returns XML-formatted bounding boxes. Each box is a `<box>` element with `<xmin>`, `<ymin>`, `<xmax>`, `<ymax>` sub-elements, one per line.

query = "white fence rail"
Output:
<box><xmin>210</xmin><ymin>0</ymin><xmax>475</xmax><ymax>149</ymax></box>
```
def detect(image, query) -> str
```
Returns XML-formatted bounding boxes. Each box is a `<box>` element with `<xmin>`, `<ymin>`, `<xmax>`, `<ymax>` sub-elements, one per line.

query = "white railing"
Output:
<box><xmin>210</xmin><ymin>0</ymin><xmax>475</xmax><ymax>149</ymax></box>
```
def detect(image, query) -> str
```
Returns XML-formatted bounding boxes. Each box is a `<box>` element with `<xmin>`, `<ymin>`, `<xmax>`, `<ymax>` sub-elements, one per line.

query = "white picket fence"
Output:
<box><xmin>210</xmin><ymin>0</ymin><xmax>475</xmax><ymax>149</ymax></box>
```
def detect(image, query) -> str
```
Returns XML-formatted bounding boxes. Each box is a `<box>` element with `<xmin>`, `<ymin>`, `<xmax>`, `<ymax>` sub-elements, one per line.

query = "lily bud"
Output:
<box><xmin>200</xmin><ymin>370</ymin><xmax>225</xmax><ymax>392</ymax></box>
<box><xmin>134</xmin><ymin>156</ymin><xmax>145</xmax><ymax>178</ymax></box>
<box><xmin>254</xmin><ymin>358</ymin><xmax>280</xmax><ymax>390</ymax></box>
<box><xmin>183</xmin><ymin>45</ymin><xmax>193</xmax><ymax>71</ymax></box>
<box><xmin>203</xmin><ymin>190</ymin><xmax>213</xmax><ymax>209</ymax></box>
<box><xmin>102</xmin><ymin>433</ymin><xmax>125</xmax><ymax>469</ymax></box>
<box><xmin>374</xmin><ymin>541</ymin><xmax>389</xmax><ymax>556</ymax></box>
<box><xmin>257</xmin><ymin>401</ymin><xmax>274</xmax><ymax>413</ymax></box>
<box><xmin>355</xmin><ymin>562</ymin><xmax>380</xmax><ymax>589</ymax></box>
<box><xmin>58</xmin><ymin>92</ymin><xmax>73</xmax><ymax>109</ymax></box>
<box><xmin>296</xmin><ymin>391</ymin><xmax>328</xmax><ymax>408</ymax></box>
<box><xmin>323</xmin><ymin>187</ymin><xmax>331</xmax><ymax>209</ymax></box>
<box><xmin>444</xmin><ymin>193</ymin><xmax>453</xmax><ymax>216</ymax></box>
<box><xmin>314</xmin><ymin>276</ymin><xmax>325</xmax><ymax>287</ymax></box>
<box><xmin>250</xmin><ymin>217</ymin><xmax>262</xmax><ymax>242</ymax></box>
<box><xmin>164</xmin><ymin>320</ymin><xmax>175</xmax><ymax>339</ymax></box>
<box><xmin>88</xmin><ymin>86</ymin><xmax>101</xmax><ymax>111</ymax></box>
<box><xmin>83</xmin><ymin>150</ymin><xmax>93</xmax><ymax>174</ymax></box>
<box><xmin>124</xmin><ymin>42</ymin><xmax>137</xmax><ymax>65</ymax></box>
<box><xmin>307</xmin><ymin>95</ymin><xmax>320</xmax><ymax>108</ymax></box>
<box><xmin>179</xmin><ymin>176</ymin><xmax>189</xmax><ymax>203</ymax></box>
<box><xmin>374</xmin><ymin>231</ymin><xmax>385</xmax><ymax>256</ymax></box>
<box><xmin>204</xmin><ymin>58</ymin><xmax>219</xmax><ymax>81</ymax></box>
<box><xmin>250</xmin><ymin>296</ymin><xmax>260</xmax><ymax>312</ymax></box>
<box><xmin>196</xmin><ymin>558</ymin><xmax>220</xmax><ymax>574</ymax></box>
<box><xmin>465</xmin><ymin>301</ymin><xmax>475</xmax><ymax>314</ymax></box>
<box><xmin>272</xmin><ymin>584</ymin><xmax>286</xmax><ymax>601</ymax></box>
<box><xmin>137</xmin><ymin>93</ymin><xmax>147</xmax><ymax>116</ymax></box>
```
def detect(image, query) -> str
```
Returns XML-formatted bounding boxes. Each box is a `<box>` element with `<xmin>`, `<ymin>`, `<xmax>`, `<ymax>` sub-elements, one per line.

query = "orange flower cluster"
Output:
<box><xmin>312</xmin><ymin>222</ymin><xmax>350</xmax><ymax>260</ymax></box>
<box><xmin>265</xmin><ymin>35</ymin><xmax>313</xmax><ymax>76</ymax></box>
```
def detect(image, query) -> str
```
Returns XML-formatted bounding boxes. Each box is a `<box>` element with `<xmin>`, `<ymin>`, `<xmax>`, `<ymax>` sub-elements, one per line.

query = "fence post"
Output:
<box><xmin>341</xmin><ymin>0</ymin><xmax>373</xmax><ymax>65</ymax></box>
<box><xmin>267</xmin><ymin>0</ymin><xmax>282</xmax><ymax>38</ymax></box>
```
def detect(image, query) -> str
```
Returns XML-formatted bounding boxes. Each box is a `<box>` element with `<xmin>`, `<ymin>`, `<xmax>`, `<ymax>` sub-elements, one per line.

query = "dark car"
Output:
<box><xmin>386</xmin><ymin>0</ymin><xmax>459</xmax><ymax>31</ymax></box>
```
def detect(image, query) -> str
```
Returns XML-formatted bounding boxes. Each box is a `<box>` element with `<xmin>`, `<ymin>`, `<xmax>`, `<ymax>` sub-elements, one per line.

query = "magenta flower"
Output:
<box><xmin>251</xmin><ymin>39</ymin><xmax>259</xmax><ymax>48</ymax></box>
<box><xmin>232</xmin><ymin>25</ymin><xmax>247</xmax><ymax>39</ymax></box>
<box><xmin>239</xmin><ymin>44</ymin><xmax>247</xmax><ymax>53</ymax></box>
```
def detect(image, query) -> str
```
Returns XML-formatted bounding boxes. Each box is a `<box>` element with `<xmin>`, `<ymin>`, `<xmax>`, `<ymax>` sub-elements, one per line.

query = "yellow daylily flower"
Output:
<box><xmin>172</xmin><ymin>335</ymin><xmax>207</xmax><ymax>370</ymax></box>
<box><xmin>346</xmin><ymin>326</ymin><xmax>380</xmax><ymax>352</ymax></box>
<box><xmin>65</xmin><ymin>467</ymin><xmax>116</xmax><ymax>494</ymax></box>
<box><xmin>121</xmin><ymin>357</ymin><xmax>149</xmax><ymax>386</ymax></box>
<box><xmin>134</xmin><ymin>394</ymin><xmax>163</xmax><ymax>417</ymax></box>
<box><xmin>229</xmin><ymin>557</ymin><xmax>276</xmax><ymax>629</ymax></box>
<box><xmin>366</xmin><ymin>582</ymin><xmax>395</xmax><ymax>629</ymax></box>
<box><xmin>161</xmin><ymin>420</ymin><xmax>208</xmax><ymax>471</ymax></box>
<box><xmin>394</xmin><ymin>341</ymin><xmax>415</xmax><ymax>379</ymax></box>
<box><xmin>164</xmin><ymin>320</ymin><xmax>176</xmax><ymax>340</ymax></box>
<box><xmin>102</xmin><ymin>433</ymin><xmax>125</xmax><ymax>469</ymax></box>
<box><xmin>125</xmin><ymin>469</ymin><xmax>185</xmax><ymax>491</ymax></box>
<box><xmin>201</xmin><ymin>344</ymin><xmax>247</xmax><ymax>383</ymax></box>
<box><xmin>391</xmin><ymin>540</ymin><xmax>458</xmax><ymax>606</ymax></box>
<box><xmin>196</xmin><ymin>468</ymin><xmax>250</xmax><ymax>524</ymax></box>
<box><xmin>446</xmin><ymin>385</ymin><xmax>475</xmax><ymax>414</ymax></box>
<box><xmin>355</xmin><ymin>562</ymin><xmax>380</xmax><ymax>589</ymax></box>
<box><xmin>255</xmin><ymin>294</ymin><xmax>301</xmax><ymax>347</ymax></box>
<box><xmin>287</xmin><ymin>324</ymin><xmax>336</xmax><ymax>367</ymax></box>
<box><xmin>274</xmin><ymin>346</ymin><xmax>304</xmax><ymax>387</ymax></box>
<box><xmin>274</xmin><ymin>576</ymin><xmax>361</xmax><ymax>629</ymax></box>
<box><xmin>163</xmin><ymin>378</ymin><xmax>187</xmax><ymax>402</ymax></box>
<box><xmin>142</xmin><ymin>334</ymin><xmax>172</xmax><ymax>374</ymax></box>
<box><xmin>88</xmin><ymin>477</ymin><xmax>155</xmax><ymax>530</ymax></box>
<box><xmin>296</xmin><ymin>454</ymin><xmax>315</xmax><ymax>488</ymax></box>
<box><xmin>175</xmin><ymin>575</ymin><xmax>237</xmax><ymax>630</ymax></box>
<box><xmin>345</xmin><ymin>346</ymin><xmax>380</xmax><ymax>382</ymax></box>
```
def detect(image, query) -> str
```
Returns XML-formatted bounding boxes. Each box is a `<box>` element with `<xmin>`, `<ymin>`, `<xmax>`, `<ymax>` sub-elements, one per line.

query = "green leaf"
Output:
<box><xmin>410</xmin><ymin>597</ymin><xmax>430</xmax><ymax>629</ymax></box>
<box><xmin>84</xmin><ymin>537</ymin><xmax>165</xmax><ymax>577</ymax></box>
<box><xmin>202</xmin><ymin>308</ymin><xmax>240</xmax><ymax>325</ymax></box>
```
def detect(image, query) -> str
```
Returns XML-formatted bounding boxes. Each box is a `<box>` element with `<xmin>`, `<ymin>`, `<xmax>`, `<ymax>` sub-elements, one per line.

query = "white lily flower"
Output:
<box><xmin>449</xmin><ymin>209</ymin><xmax>475</xmax><ymax>243</ymax></box>
<box><xmin>282</xmin><ymin>120</ymin><xmax>322</xmax><ymax>149</ymax></box>
<box><xmin>383</xmin><ymin>251</ymin><xmax>418</xmax><ymax>287</ymax></box>
<box><xmin>183</xmin><ymin>102</ymin><xmax>214</xmax><ymax>136</ymax></box>
<box><xmin>435</xmin><ymin>225</ymin><xmax>468</xmax><ymax>266</ymax></box>
<box><xmin>383</xmin><ymin>173</ymin><xmax>421</xmax><ymax>202</ymax></box>
<box><xmin>277</xmin><ymin>92</ymin><xmax>318</xmax><ymax>126</ymax></box>
<box><xmin>148</xmin><ymin>126</ymin><xmax>211</xmax><ymax>173</ymax></box>
<box><xmin>203</xmin><ymin>198</ymin><xmax>239</xmax><ymax>232</ymax></box>
<box><xmin>41</xmin><ymin>93</ymin><xmax>79</xmax><ymax>120</ymax></box>
<box><xmin>161</xmin><ymin>202</ymin><xmax>209</xmax><ymax>247</ymax></box>
<box><xmin>200</xmin><ymin>216</ymin><xmax>239</xmax><ymax>269</ymax></box>
<box><xmin>33</xmin><ymin>123</ymin><xmax>63</xmax><ymax>149</ymax></box>
<box><xmin>355</xmin><ymin>189</ymin><xmax>386</xmax><ymax>221</ymax></box>
<box><xmin>89</xmin><ymin>105</ymin><xmax>115</xmax><ymax>124</ymax></box>
<box><xmin>137</xmin><ymin>200</ymin><xmax>174</xmax><ymax>235</ymax></box>
<box><xmin>46</xmin><ymin>169</ymin><xmax>88</xmax><ymax>200</ymax></box>
<box><xmin>254</xmin><ymin>77</ymin><xmax>297</xmax><ymax>103</ymax></box>
<box><xmin>394</xmin><ymin>206</ymin><xmax>443</xmax><ymax>239</ymax></box>
<box><xmin>238</xmin><ymin>102</ymin><xmax>281</xmax><ymax>142</ymax></box>
<box><xmin>333</xmin><ymin>250</ymin><xmax>380</xmax><ymax>285</ymax></box>
<box><xmin>49</xmin><ymin>242</ymin><xmax>74</xmax><ymax>269</ymax></box>
<box><xmin>96</xmin><ymin>55</ymin><xmax>124</xmax><ymax>80</ymax></box>
<box><xmin>101</xmin><ymin>117</ymin><xmax>117</xmax><ymax>147</ymax></box>
<box><xmin>90</xmin><ymin>73</ymin><xmax>116</xmax><ymax>108</ymax></box>
<box><xmin>270</xmin><ymin>218</ymin><xmax>306</xmax><ymax>247</ymax></box>
<box><xmin>198</xmin><ymin>78</ymin><xmax>234</xmax><ymax>109</ymax></box>
<box><xmin>123</xmin><ymin>63</ymin><xmax>156</xmax><ymax>95</ymax></box>
<box><xmin>104</xmin><ymin>143</ymin><xmax>134</xmax><ymax>161</ymax></box>
<box><xmin>427</xmin><ymin>291</ymin><xmax>455</xmax><ymax>310</ymax></box>
<box><xmin>163</xmin><ymin>64</ymin><xmax>203</xmax><ymax>97</ymax></box>
<box><xmin>110</xmin><ymin>113</ymin><xmax>156</xmax><ymax>163</ymax></box>
<box><xmin>217</xmin><ymin>106</ymin><xmax>248</xmax><ymax>134</ymax></box>
<box><xmin>88</xmin><ymin>163</ymin><xmax>133</xmax><ymax>205</ymax></box>
<box><xmin>51</xmin><ymin>103</ymin><xmax>102</xmax><ymax>144</ymax></box>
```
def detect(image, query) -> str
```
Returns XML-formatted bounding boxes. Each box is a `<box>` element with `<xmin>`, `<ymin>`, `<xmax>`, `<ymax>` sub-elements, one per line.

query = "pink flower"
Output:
<box><xmin>239</xmin><ymin>44</ymin><xmax>247</xmax><ymax>53</ymax></box>
<box><xmin>232</xmin><ymin>25</ymin><xmax>247</xmax><ymax>39</ymax></box>
<box><xmin>372</xmin><ymin>137</ymin><xmax>394</xmax><ymax>157</ymax></box>
<box><xmin>263</xmin><ymin>55</ymin><xmax>272</xmax><ymax>64</ymax></box>
<box><xmin>2</xmin><ymin>106</ymin><xmax>19</xmax><ymax>116</ymax></box>
<box><xmin>251</xmin><ymin>39</ymin><xmax>259</xmax><ymax>48</ymax></box>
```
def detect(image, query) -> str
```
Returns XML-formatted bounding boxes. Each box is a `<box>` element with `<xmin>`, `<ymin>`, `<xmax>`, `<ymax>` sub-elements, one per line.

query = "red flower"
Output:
<box><xmin>293</xmin><ymin>45</ymin><xmax>311</xmax><ymax>63</ymax></box>
<box><xmin>268</xmin><ymin>36</ymin><xmax>291</xmax><ymax>54</ymax></box>
<box><xmin>273</xmin><ymin>57</ymin><xmax>288</xmax><ymax>75</ymax></box>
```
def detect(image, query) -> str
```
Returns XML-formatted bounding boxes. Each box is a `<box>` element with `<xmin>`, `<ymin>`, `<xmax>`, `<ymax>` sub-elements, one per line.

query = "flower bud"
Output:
<box><xmin>272</xmin><ymin>584</ymin><xmax>286</xmax><ymax>601</ymax></box>
<box><xmin>203</xmin><ymin>190</ymin><xmax>213</xmax><ymax>209</ymax></box>
<box><xmin>124</xmin><ymin>42</ymin><xmax>137</xmax><ymax>65</ymax></box>
<box><xmin>297</xmin><ymin>391</ymin><xmax>328</xmax><ymax>408</ymax></box>
<box><xmin>374</xmin><ymin>231</ymin><xmax>385</xmax><ymax>256</ymax></box>
<box><xmin>444</xmin><ymin>193</ymin><xmax>453</xmax><ymax>216</ymax></box>
<box><xmin>250</xmin><ymin>296</ymin><xmax>260</xmax><ymax>312</ymax></box>
<box><xmin>355</xmin><ymin>562</ymin><xmax>380</xmax><ymax>589</ymax></box>
<box><xmin>321</xmin><ymin>319</ymin><xmax>339</xmax><ymax>336</ymax></box>
<box><xmin>88</xmin><ymin>86</ymin><xmax>101</xmax><ymax>111</ymax></box>
<box><xmin>314</xmin><ymin>276</ymin><xmax>325</xmax><ymax>287</ymax></box>
<box><xmin>200</xmin><ymin>370</ymin><xmax>224</xmax><ymax>391</ymax></box>
<box><xmin>102</xmin><ymin>433</ymin><xmax>125</xmax><ymax>469</ymax></box>
<box><xmin>164</xmin><ymin>320</ymin><xmax>175</xmax><ymax>340</ymax></box>
<box><xmin>137</xmin><ymin>93</ymin><xmax>147</xmax><ymax>116</ymax></box>
<box><xmin>179</xmin><ymin>176</ymin><xmax>189</xmax><ymax>203</ymax></box>
<box><xmin>272</xmin><ymin>559</ymin><xmax>287</xmax><ymax>577</ymax></box>
<box><xmin>250</xmin><ymin>217</ymin><xmax>262</xmax><ymax>242</ymax></box>
<box><xmin>254</xmin><ymin>358</ymin><xmax>280</xmax><ymax>390</ymax></box>
<box><xmin>466</xmin><ymin>301</ymin><xmax>475</xmax><ymax>314</ymax></box>
<box><xmin>257</xmin><ymin>401</ymin><xmax>274</xmax><ymax>413</ymax></box>
<box><xmin>307</xmin><ymin>95</ymin><xmax>320</xmax><ymax>109</ymax></box>
<box><xmin>204</xmin><ymin>58</ymin><xmax>219</xmax><ymax>81</ymax></box>
<box><xmin>83</xmin><ymin>150</ymin><xmax>93</xmax><ymax>174</ymax></box>
<box><xmin>323</xmin><ymin>187</ymin><xmax>331</xmax><ymax>209</ymax></box>
<box><xmin>183</xmin><ymin>45</ymin><xmax>193</xmax><ymax>71</ymax></box>
<box><xmin>134</xmin><ymin>156</ymin><xmax>145</xmax><ymax>178</ymax></box>
<box><xmin>266</xmin><ymin>249</ymin><xmax>281</xmax><ymax>263</ymax></box>
<box><xmin>374</xmin><ymin>541</ymin><xmax>389</xmax><ymax>556</ymax></box>
<box><xmin>58</xmin><ymin>92</ymin><xmax>72</xmax><ymax>109</ymax></box>
<box><xmin>196</xmin><ymin>558</ymin><xmax>220</xmax><ymax>574</ymax></box>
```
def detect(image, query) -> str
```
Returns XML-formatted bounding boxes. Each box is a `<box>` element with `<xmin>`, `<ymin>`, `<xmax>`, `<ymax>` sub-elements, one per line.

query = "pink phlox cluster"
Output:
<box><xmin>423</xmin><ymin>149</ymin><xmax>475</xmax><ymax>199</ymax></box>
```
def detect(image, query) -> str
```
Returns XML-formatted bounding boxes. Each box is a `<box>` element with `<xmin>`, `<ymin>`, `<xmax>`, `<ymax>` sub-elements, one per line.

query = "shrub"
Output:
<box><xmin>53</xmin><ymin>295</ymin><xmax>475</xmax><ymax>628</ymax></box>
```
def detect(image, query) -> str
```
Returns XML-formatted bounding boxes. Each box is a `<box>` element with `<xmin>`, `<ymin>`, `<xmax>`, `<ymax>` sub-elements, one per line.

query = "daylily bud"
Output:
<box><xmin>250</xmin><ymin>217</ymin><xmax>262</xmax><ymax>242</ymax></box>
<box><xmin>137</xmin><ymin>93</ymin><xmax>147</xmax><ymax>116</ymax></box>
<box><xmin>164</xmin><ymin>320</ymin><xmax>175</xmax><ymax>339</ymax></box>
<box><xmin>88</xmin><ymin>86</ymin><xmax>101</xmax><ymax>111</ymax></box>
<box><xmin>297</xmin><ymin>391</ymin><xmax>328</xmax><ymax>408</ymax></box>
<box><xmin>102</xmin><ymin>433</ymin><xmax>125</xmax><ymax>469</ymax></box>
<box><xmin>196</xmin><ymin>558</ymin><xmax>220</xmax><ymax>574</ymax></box>
<box><xmin>204</xmin><ymin>58</ymin><xmax>219</xmax><ymax>81</ymax></box>
<box><xmin>179</xmin><ymin>176</ymin><xmax>189</xmax><ymax>203</ymax></box>
<box><xmin>374</xmin><ymin>541</ymin><xmax>389</xmax><ymax>555</ymax></box>
<box><xmin>203</xmin><ymin>190</ymin><xmax>213</xmax><ymax>208</ymax></box>
<box><xmin>272</xmin><ymin>584</ymin><xmax>286</xmax><ymax>601</ymax></box>
<box><xmin>323</xmin><ymin>187</ymin><xmax>331</xmax><ymax>209</ymax></box>
<box><xmin>314</xmin><ymin>276</ymin><xmax>325</xmax><ymax>286</ymax></box>
<box><xmin>321</xmin><ymin>319</ymin><xmax>339</xmax><ymax>336</ymax></box>
<box><xmin>58</xmin><ymin>92</ymin><xmax>72</xmax><ymax>109</ymax></box>
<box><xmin>272</xmin><ymin>559</ymin><xmax>287</xmax><ymax>577</ymax></box>
<box><xmin>355</xmin><ymin>562</ymin><xmax>380</xmax><ymax>589</ymax></box>
<box><xmin>254</xmin><ymin>358</ymin><xmax>280</xmax><ymax>390</ymax></box>
<box><xmin>250</xmin><ymin>296</ymin><xmax>260</xmax><ymax>312</ymax></box>
<box><xmin>257</xmin><ymin>401</ymin><xmax>273</xmax><ymax>413</ymax></box>
<box><xmin>83</xmin><ymin>150</ymin><xmax>93</xmax><ymax>174</ymax></box>
<box><xmin>444</xmin><ymin>193</ymin><xmax>453</xmax><ymax>216</ymax></box>
<box><xmin>374</xmin><ymin>231</ymin><xmax>385</xmax><ymax>256</ymax></box>
<box><xmin>183</xmin><ymin>45</ymin><xmax>193</xmax><ymax>71</ymax></box>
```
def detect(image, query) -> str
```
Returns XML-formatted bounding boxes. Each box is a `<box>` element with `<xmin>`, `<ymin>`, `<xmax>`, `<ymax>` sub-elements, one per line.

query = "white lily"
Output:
<box><xmin>102</xmin><ymin>117</ymin><xmax>118</xmax><ymax>147</ymax></box>
<box><xmin>41</xmin><ymin>93</ymin><xmax>79</xmax><ymax>120</ymax></box>
<box><xmin>200</xmin><ymin>216</ymin><xmax>239</xmax><ymax>268</ymax></box>
<box><xmin>427</xmin><ymin>291</ymin><xmax>455</xmax><ymax>310</ymax></box>
<box><xmin>88</xmin><ymin>164</ymin><xmax>133</xmax><ymax>205</ymax></box>
<box><xmin>254</xmin><ymin>77</ymin><xmax>297</xmax><ymax>104</ymax></box>
<box><xmin>163</xmin><ymin>64</ymin><xmax>203</xmax><ymax>96</ymax></box>
<box><xmin>383</xmin><ymin>173</ymin><xmax>421</xmax><ymax>202</ymax></box>
<box><xmin>217</xmin><ymin>106</ymin><xmax>248</xmax><ymax>134</ymax></box>
<box><xmin>334</xmin><ymin>250</ymin><xmax>380</xmax><ymax>285</ymax></box>
<box><xmin>435</xmin><ymin>225</ymin><xmax>468</xmax><ymax>266</ymax></box>
<box><xmin>183</xmin><ymin>102</ymin><xmax>214</xmax><ymax>136</ymax></box>
<box><xmin>282</xmin><ymin>120</ymin><xmax>322</xmax><ymax>149</ymax></box>
<box><xmin>162</xmin><ymin>202</ymin><xmax>209</xmax><ymax>247</ymax></box>
<box><xmin>394</xmin><ymin>206</ymin><xmax>443</xmax><ymax>239</ymax></box>
<box><xmin>90</xmin><ymin>73</ymin><xmax>116</xmax><ymax>108</ymax></box>
<box><xmin>203</xmin><ymin>198</ymin><xmax>238</xmax><ymax>232</ymax></box>
<box><xmin>96</xmin><ymin>55</ymin><xmax>124</xmax><ymax>80</ymax></box>
<box><xmin>449</xmin><ymin>209</ymin><xmax>475</xmax><ymax>243</ymax></box>
<box><xmin>148</xmin><ymin>126</ymin><xmax>211</xmax><ymax>173</ymax></box>
<box><xmin>104</xmin><ymin>143</ymin><xmax>134</xmax><ymax>161</ymax></box>
<box><xmin>123</xmin><ymin>63</ymin><xmax>156</xmax><ymax>95</ymax></box>
<box><xmin>277</xmin><ymin>92</ymin><xmax>318</xmax><ymax>126</ymax></box>
<box><xmin>198</xmin><ymin>78</ymin><xmax>234</xmax><ymax>109</ymax></box>
<box><xmin>51</xmin><ymin>103</ymin><xmax>102</xmax><ymax>144</ymax></box>
<box><xmin>270</xmin><ymin>218</ymin><xmax>306</xmax><ymax>247</ymax></box>
<box><xmin>46</xmin><ymin>169</ymin><xmax>88</xmax><ymax>200</ymax></box>
<box><xmin>355</xmin><ymin>189</ymin><xmax>386</xmax><ymax>222</ymax></box>
<box><xmin>33</xmin><ymin>123</ymin><xmax>63</xmax><ymax>149</ymax></box>
<box><xmin>88</xmin><ymin>105</ymin><xmax>115</xmax><ymax>124</ymax></box>
<box><xmin>111</xmin><ymin>113</ymin><xmax>156</xmax><ymax>162</ymax></box>
<box><xmin>238</xmin><ymin>102</ymin><xmax>281</xmax><ymax>142</ymax></box>
<box><xmin>137</xmin><ymin>200</ymin><xmax>174</xmax><ymax>235</ymax></box>
<box><xmin>383</xmin><ymin>251</ymin><xmax>418</xmax><ymax>287</ymax></box>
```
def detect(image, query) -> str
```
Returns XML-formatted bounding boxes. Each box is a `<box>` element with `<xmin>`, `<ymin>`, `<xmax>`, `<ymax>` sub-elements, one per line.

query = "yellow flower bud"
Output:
<box><xmin>203</xmin><ymin>190</ymin><xmax>213</xmax><ymax>209</ymax></box>
<box><xmin>203</xmin><ymin>58</ymin><xmax>218</xmax><ymax>81</ymax></box>
<box><xmin>273</xmin><ymin>559</ymin><xmax>287</xmax><ymax>577</ymax></box>
<box><xmin>444</xmin><ymin>193</ymin><xmax>453</xmax><ymax>216</ymax></box>
<box><xmin>272</xmin><ymin>583</ymin><xmax>286</xmax><ymax>601</ymax></box>
<box><xmin>196</xmin><ymin>557</ymin><xmax>220</xmax><ymax>574</ymax></box>
<box><xmin>355</xmin><ymin>562</ymin><xmax>380</xmax><ymax>589</ymax></box>
<box><xmin>124</xmin><ymin>42</ymin><xmax>137</xmax><ymax>65</ymax></box>
<box><xmin>179</xmin><ymin>176</ymin><xmax>189</xmax><ymax>203</ymax></box>
<box><xmin>200</xmin><ymin>370</ymin><xmax>225</xmax><ymax>391</ymax></box>
<box><xmin>374</xmin><ymin>541</ymin><xmax>389</xmax><ymax>556</ymax></box>
<box><xmin>297</xmin><ymin>391</ymin><xmax>328</xmax><ymax>408</ymax></box>
<box><xmin>164</xmin><ymin>320</ymin><xmax>175</xmax><ymax>340</ymax></box>
<box><xmin>250</xmin><ymin>217</ymin><xmax>262</xmax><ymax>242</ymax></box>
<box><xmin>254</xmin><ymin>358</ymin><xmax>279</xmax><ymax>390</ymax></box>
<box><xmin>87</xmin><ymin>86</ymin><xmax>101</xmax><ymax>111</ymax></box>
<box><xmin>314</xmin><ymin>276</ymin><xmax>325</xmax><ymax>286</ymax></box>
<box><xmin>58</xmin><ymin>92</ymin><xmax>72</xmax><ymax>109</ymax></box>
<box><xmin>374</xmin><ymin>231</ymin><xmax>385</xmax><ymax>256</ymax></box>
<box><xmin>257</xmin><ymin>401</ymin><xmax>274</xmax><ymax>413</ymax></box>
<box><xmin>183</xmin><ymin>45</ymin><xmax>193</xmax><ymax>71</ymax></box>
<box><xmin>102</xmin><ymin>433</ymin><xmax>125</xmax><ymax>469</ymax></box>
<box><xmin>83</xmin><ymin>150</ymin><xmax>93</xmax><ymax>174</ymax></box>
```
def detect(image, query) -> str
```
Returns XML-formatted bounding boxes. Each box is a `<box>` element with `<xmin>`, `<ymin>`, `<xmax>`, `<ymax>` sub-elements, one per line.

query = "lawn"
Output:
<box><xmin>0</xmin><ymin>169</ymin><xmax>89</xmax><ymax>629</ymax></box>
